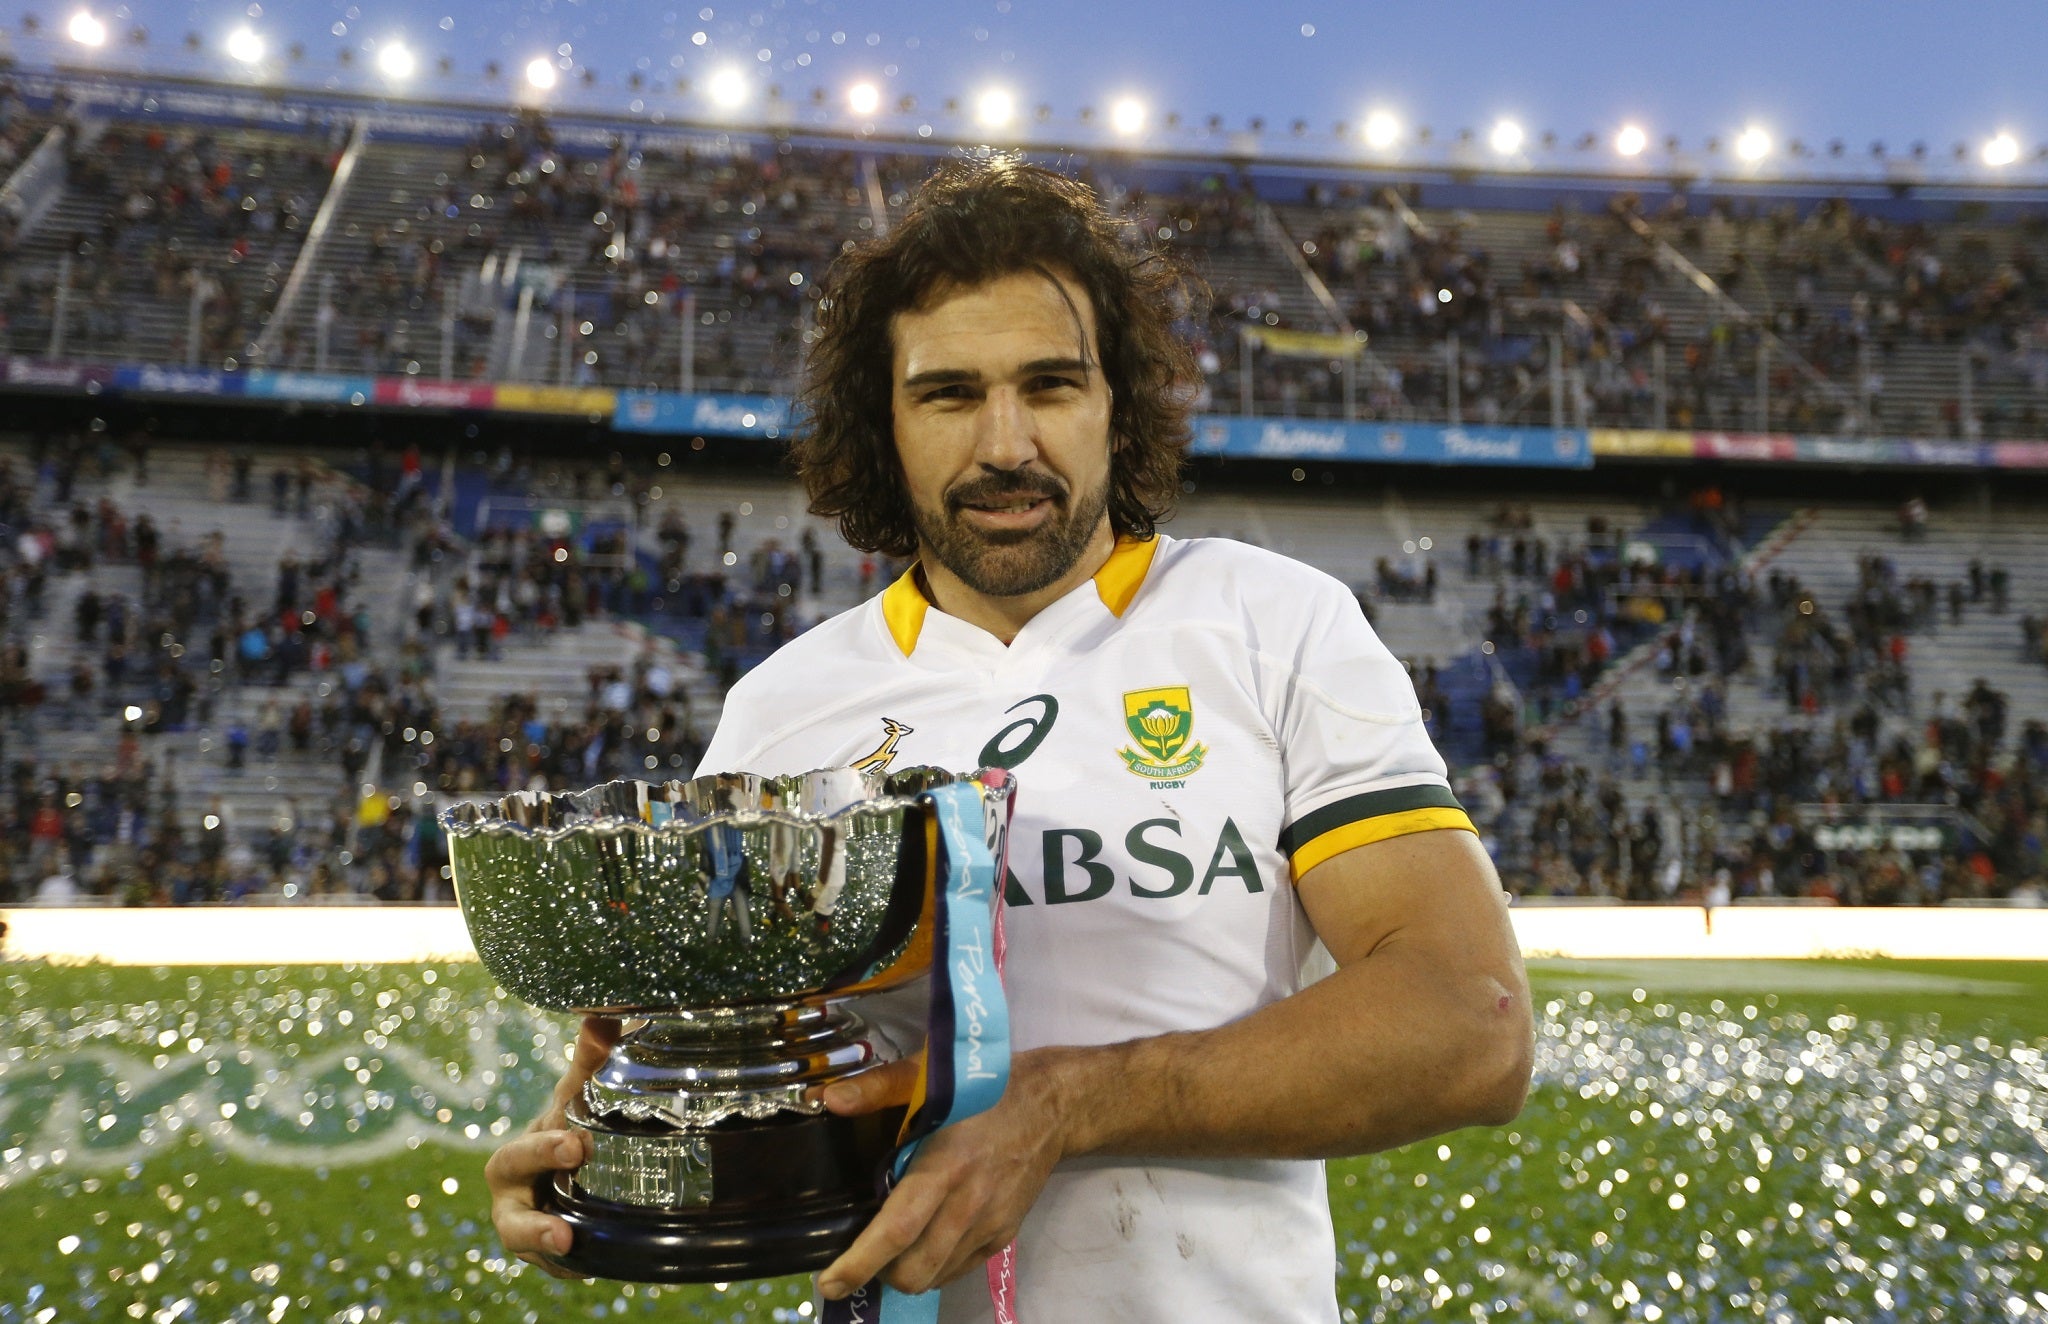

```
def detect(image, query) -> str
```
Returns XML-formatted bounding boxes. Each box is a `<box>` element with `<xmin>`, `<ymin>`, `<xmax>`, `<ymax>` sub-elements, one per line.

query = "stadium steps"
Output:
<box><xmin>7</xmin><ymin>122</ymin><xmax>328</xmax><ymax>366</ymax></box>
<box><xmin>1747</xmin><ymin>504</ymin><xmax>2048</xmax><ymax>726</ymax></box>
<box><xmin>31</xmin><ymin>445</ymin><xmax>419</xmax><ymax>847</ymax></box>
<box><xmin>1502</xmin><ymin>505</ymin><xmax>1812</xmax><ymax>852</ymax></box>
<box><xmin>1684</xmin><ymin>212</ymin><xmax>2048</xmax><ymax>438</ymax></box>
<box><xmin>1525</xmin><ymin>500</ymin><xmax>2048</xmax><ymax>851</ymax></box>
<box><xmin>267</xmin><ymin>134</ymin><xmax>476</xmax><ymax>373</ymax></box>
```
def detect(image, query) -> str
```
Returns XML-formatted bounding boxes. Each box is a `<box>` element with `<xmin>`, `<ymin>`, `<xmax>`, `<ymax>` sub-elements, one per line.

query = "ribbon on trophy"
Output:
<box><xmin>826</xmin><ymin>772</ymin><xmax>1017</xmax><ymax>1324</ymax></box>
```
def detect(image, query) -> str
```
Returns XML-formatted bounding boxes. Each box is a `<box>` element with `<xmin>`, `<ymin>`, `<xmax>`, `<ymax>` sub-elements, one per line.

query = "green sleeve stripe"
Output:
<box><xmin>1278</xmin><ymin>783</ymin><xmax>1466</xmax><ymax>857</ymax></box>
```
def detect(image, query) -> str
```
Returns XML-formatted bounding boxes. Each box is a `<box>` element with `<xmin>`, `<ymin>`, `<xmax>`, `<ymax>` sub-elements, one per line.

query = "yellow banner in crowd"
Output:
<box><xmin>1243</xmin><ymin>326</ymin><xmax>1367</xmax><ymax>359</ymax></box>
<box><xmin>493</xmin><ymin>385</ymin><xmax>619</xmax><ymax>416</ymax></box>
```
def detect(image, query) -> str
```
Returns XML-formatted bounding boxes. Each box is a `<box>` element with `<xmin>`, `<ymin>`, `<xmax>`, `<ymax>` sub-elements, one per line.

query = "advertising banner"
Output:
<box><xmin>1589</xmin><ymin>428</ymin><xmax>1695</xmax><ymax>458</ymax></box>
<box><xmin>1191</xmin><ymin>417</ymin><xmax>1593</xmax><ymax>468</ymax></box>
<box><xmin>371</xmin><ymin>378</ymin><xmax>496</xmax><ymax>410</ymax></box>
<box><xmin>613</xmin><ymin>391</ymin><xmax>793</xmax><ymax>438</ymax></box>
<box><xmin>4</xmin><ymin>358</ymin><xmax>116</xmax><ymax>390</ymax></box>
<box><xmin>243</xmin><ymin>372</ymin><xmax>376</xmax><ymax>404</ymax></box>
<box><xmin>1594</xmin><ymin>428</ymin><xmax>2048</xmax><ymax>471</ymax></box>
<box><xmin>1991</xmin><ymin>441</ymin><xmax>2048</xmax><ymax>469</ymax></box>
<box><xmin>492</xmin><ymin>385</ymin><xmax>618</xmax><ymax>416</ymax></box>
<box><xmin>111</xmin><ymin>365</ymin><xmax>245</xmax><ymax>397</ymax></box>
<box><xmin>10</xmin><ymin>354</ymin><xmax>2048</xmax><ymax>473</ymax></box>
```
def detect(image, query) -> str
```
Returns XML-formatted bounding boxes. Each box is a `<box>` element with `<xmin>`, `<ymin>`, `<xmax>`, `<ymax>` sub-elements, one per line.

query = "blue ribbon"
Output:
<box><xmin>829</xmin><ymin>780</ymin><xmax>1011</xmax><ymax>1323</ymax></box>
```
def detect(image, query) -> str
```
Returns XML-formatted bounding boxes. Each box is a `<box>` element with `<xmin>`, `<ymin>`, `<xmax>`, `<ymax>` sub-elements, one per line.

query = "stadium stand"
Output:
<box><xmin>2</xmin><ymin>65</ymin><xmax>2043</xmax><ymax>444</ymax></box>
<box><xmin>0</xmin><ymin>68</ymin><xmax>2043</xmax><ymax>909</ymax></box>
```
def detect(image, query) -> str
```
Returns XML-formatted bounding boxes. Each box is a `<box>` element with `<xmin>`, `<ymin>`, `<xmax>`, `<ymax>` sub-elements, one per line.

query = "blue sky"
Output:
<box><xmin>8</xmin><ymin>1</ymin><xmax>2044</xmax><ymax>161</ymax></box>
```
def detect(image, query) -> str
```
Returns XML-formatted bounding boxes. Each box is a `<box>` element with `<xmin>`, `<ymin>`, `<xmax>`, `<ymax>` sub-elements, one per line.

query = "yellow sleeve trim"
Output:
<box><xmin>1289</xmin><ymin>806</ymin><xmax>1477</xmax><ymax>881</ymax></box>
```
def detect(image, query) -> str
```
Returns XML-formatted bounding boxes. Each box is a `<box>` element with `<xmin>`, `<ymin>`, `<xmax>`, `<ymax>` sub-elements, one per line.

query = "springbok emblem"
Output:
<box><xmin>851</xmin><ymin>717</ymin><xmax>914</xmax><ymax>771</ymax></box>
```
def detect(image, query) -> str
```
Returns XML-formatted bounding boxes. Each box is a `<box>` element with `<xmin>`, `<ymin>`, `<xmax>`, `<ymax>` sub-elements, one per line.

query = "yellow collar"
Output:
<box><xmin>881</xmin><ymin>535</ymin><xmax>1160</xmax><ymax>656</ymax></box>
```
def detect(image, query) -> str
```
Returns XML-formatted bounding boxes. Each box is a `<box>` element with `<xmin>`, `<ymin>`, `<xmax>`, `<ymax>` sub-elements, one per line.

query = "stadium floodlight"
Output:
<box><xmin>225</xmin><ymin>26</ymin><xmax>264</xmax><ymax>63</ymax></box>
<box><xmin>1615</xmin><ymin>123</ymin><xmax>1648</xmax><ymax>157</ymax></box>
<box><xmin>1983</xmin><ymin>132</ymin><xmax>2021</xmax><ymax>167</ymax></box>
<box><xmin>376</xmin><ymin>42</ymin><xmax>417</xmax><ymax>79</ymax></box>
<box><xmin>847</xmin><ymin>81</ymin><xmax>881</xmax><ymax>116</ymax></box>
<box><xmin>1489</xmin><ymin>119</ymin><xmax>1524</xmax><ymax>155</ymax></box>
<box><xmin>708</xmin><ymin>66</ymin><xmax>748</xmax><ymax>109</ymax></box>
<box><xmin>1109</xmin><ymin>97</ymin><xmax>1146</xmax><ymax>136</ymax></box>
<box><xmin>67</xmin><ymin>10</ymin><xmax>107</xmax><ymax>46</ymax></box>
<box><xmin>1362</xmin><ymin>109</ymin><xmax>1401</xmax><ymax>151</ymax></box>
<box><xmin>525</xmin><ymin>57</ymin><xmax>558</xmax><ymax>90</ymax></box>
<box><xmin>1735</xmin><ymin>125</ymin><xmax>1772</xmax><ymax>162</ymax></box>
<box><xmin>976</xmin><ymin>87</ymin><xmax>1016</xmax><ymax>129</ymax></box>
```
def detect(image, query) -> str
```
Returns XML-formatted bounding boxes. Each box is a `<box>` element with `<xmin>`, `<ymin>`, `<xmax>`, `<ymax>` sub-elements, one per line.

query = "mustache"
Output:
<box><xmin>945</xmin><ymin>471</ymin><xmax>1068</xmax><ymax>511</ymax></box>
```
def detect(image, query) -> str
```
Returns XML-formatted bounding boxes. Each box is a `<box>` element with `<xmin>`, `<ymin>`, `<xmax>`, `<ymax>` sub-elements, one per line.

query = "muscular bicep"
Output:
<box><xmin>1295</xmin><ymin>828</ymin><xmax>1523</xmax><ymax>984</ymax></box>
<box><xmin>1289</xmin><ymin>827</ymin><xmax>1535</xmax><ymax>1138</ymax></box>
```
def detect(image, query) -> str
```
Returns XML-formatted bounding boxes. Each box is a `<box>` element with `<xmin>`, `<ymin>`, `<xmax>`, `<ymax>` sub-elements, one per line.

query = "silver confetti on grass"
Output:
<box><xmin>4</xmin><ymin>972</ymin><xmax>2046</xmax><ymax>1321</ymax></box>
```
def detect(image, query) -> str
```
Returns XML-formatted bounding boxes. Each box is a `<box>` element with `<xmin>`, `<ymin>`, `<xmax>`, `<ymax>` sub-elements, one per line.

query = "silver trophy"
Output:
<box><xmin>443</xmin><ymin>766</ymin><xmax>1008</xmax><ymax>1283</ymax></box>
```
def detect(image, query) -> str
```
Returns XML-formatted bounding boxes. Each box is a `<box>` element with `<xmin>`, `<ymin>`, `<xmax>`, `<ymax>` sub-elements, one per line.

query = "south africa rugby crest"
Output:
<box><xmin>1117</xmin><ymin>686</ymin><xmax>1208</xmax><ymax>786</ymax></box>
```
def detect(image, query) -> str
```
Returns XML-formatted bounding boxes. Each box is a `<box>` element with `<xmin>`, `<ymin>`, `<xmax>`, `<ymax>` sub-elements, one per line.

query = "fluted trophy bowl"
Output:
<box><xmin>443</xmin><ymin>765</ymin><xmax>1003</xmax><ymax>1284</ymax></box>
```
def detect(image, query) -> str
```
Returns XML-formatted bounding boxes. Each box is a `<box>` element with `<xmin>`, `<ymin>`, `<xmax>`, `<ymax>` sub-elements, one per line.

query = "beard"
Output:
<box><xmin>910</xmin><ymin>467</ymin><xmax>1112</xmax><ymax>599</ymax></box>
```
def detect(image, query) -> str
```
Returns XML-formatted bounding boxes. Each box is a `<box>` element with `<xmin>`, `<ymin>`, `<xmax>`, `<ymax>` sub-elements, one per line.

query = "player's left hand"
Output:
<box><xmin>813</xmin><ymin>1047</ymin><xmax>1073</xmax><ymax>1300</ymax></box>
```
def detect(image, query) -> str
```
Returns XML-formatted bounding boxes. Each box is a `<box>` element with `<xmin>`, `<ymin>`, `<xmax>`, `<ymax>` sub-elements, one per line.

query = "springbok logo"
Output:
<box><xmin>850</xmin><ymin>717</ymin><xmax>914</xmax><ymax>772</ymax></box>
<box><xmin>1117</xmin><ymin>686</ymin><xmax>1207</xmax><ymax>785</ymax></box>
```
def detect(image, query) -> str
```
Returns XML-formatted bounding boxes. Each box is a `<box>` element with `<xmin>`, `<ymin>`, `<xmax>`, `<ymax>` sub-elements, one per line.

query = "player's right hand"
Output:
<box><xmin>486</xmin><ymin>1014</ymin><xmax>620</xmax><ymax>1279</ymax></box>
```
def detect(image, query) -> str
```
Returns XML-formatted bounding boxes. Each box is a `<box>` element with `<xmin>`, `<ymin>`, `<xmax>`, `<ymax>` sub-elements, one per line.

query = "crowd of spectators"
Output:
<box><xmin>1499</xmin><ymin>528</ymin><xmax>2044</xmax><ymax>904</ymax></box>
<box><xmin>1252</xmin><ymin>181</ymin><xmax>2048</xmax><ymax>438</ymax></box>
<box><xmin>8</xmin><ymin>71</ymin><xmax>2048</xmax><ymax>440</ymax></box>
<box><xmin>327</xmin><ymin>117</ymin><xmax>870</xmax><ymax>386</ymax></box>
<box><xmin>0</xmin><ymin>430</ymin><xmax>428</xmax><ymax>901</ymax></box>
<box><xmin>1511</xmin><ymin>694</ymin><xmax>2046</xmax><ymax>907</ymax></box>
<box><xmin>4</xmin><ymin>110</ymin><xmax>339</xmax><ymax>362</ymax></box>
<box><xmin>1425</xmin><ymin>502</ymin><xmax>1754</xmax><ymax>743</ymax></box>
<box><xmin>3</xmin><ymin>430</ymin><xmax>2043</xmax><ymax>909</ymax></box>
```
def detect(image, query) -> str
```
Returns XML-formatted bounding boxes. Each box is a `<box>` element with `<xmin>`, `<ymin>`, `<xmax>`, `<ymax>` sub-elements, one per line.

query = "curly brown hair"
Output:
<box><xmin>793</xmin><ymin>155</ymin><xmax>1205</xmax><ymax>558</ymax></box>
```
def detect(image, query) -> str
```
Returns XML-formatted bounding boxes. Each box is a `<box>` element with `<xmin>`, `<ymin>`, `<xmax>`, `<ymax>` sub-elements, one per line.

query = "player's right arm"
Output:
<box><xmin>484</xmin><ymin>1014</ymin><xmax>620</xmax><ymax>1277</ymax></box>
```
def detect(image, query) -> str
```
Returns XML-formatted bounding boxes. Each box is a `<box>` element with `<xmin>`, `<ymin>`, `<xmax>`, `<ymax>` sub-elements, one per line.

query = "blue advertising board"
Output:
<box><xmin>1192</xmin><ymin>417</ymin><xmax>1593</xmax><ymax>469</ymax></box>
<box><xmin>243</xmin><ymin>371</ymin><xmax>378</xmax><ymax>405</ymax></box>
<box><xmin>110</xmin><ymin>365</ymin><xmax>247</xmax><ymax>397</ymax></box>
<box><xmin>613</xmin><ymin>391</ymin><xmax>792</xmax><ymax>438</ymax></box>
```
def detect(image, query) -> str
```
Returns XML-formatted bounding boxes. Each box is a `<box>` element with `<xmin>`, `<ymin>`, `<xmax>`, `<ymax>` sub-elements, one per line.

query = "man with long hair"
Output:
<box><xmin>490</xmin><ymin>156</ymin><xmax>1532</xmax><ymax>1322</ymax></box>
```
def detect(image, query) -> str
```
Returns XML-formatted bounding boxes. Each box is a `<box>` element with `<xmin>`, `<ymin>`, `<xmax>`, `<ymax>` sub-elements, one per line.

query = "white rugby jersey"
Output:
<box><xmin>697</xmin><ymin>533</ymin><xmax>1473</xmax><ymax>1324</ymax></box>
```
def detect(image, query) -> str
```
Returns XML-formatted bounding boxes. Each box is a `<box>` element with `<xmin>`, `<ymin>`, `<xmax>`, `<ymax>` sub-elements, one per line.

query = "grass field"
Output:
<box><xmin>3</xmin><ymin>958</ymin><xmax>2044</xmax><ymax>1323</ymax></box>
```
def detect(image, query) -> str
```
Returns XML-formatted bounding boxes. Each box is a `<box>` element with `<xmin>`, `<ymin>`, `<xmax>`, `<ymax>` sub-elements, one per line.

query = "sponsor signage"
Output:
<box><xmin>371</xmin><ymin>378</ymin><xmax>495</xmax><ymax>409</ymax></box>
<box><xmin>1812</xmin><ymin>823</ymin><xmax>1947</xmax><ymax>852</ymax></box>
<box><xmin>112</xmin><ymin>365</ymin><xmax>245</xmax><ymax>396</ymax></box>
<box><xmin>243</xmin><ymin>371</ymin><xmax>376</xmax><ymax>404</ymax></box>
<box><xmin>7</xmin><ymin>353</ymin><xmax>2047</xmax><ymax>472</ymax></box>
<box><xmin>613</xmin><ymin>391</ymin><xmax>792</xmax><ymax>438</ymax></box>
<box><xmin>1191</xmin><ymin>417</ymin><xmax>1593</xmax><ymax>469</ymax></box>
<box><xmin>1592</xmin><ymin>429</ymin><xmax>2048</xmax><ymax>471</ymax></box>
<box><xmin>493</xmin><ymin>385</ymin><xmax>617</xmax><ymax>416</ymax></box>
<box><xmin>1588</xmin><ymin>428</ymin><xmax>1695</xmax><ymax>458</ymax></box>
<box><xmin>4</xmin><ymin>358</ymin><xmax>115</xmax><ymax>390</ymax></box>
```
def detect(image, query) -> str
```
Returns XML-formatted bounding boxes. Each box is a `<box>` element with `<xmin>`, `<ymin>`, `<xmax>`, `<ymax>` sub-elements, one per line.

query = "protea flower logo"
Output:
<box><xmin>1118</xmin><ymin>686</ymin><xmax>1208</xmax><ymax>785</ymax></box>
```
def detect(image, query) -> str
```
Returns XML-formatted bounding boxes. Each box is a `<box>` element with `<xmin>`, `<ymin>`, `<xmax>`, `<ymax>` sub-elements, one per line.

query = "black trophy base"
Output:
<box><xmin>541</xmin><ymin>1104</ymin><xmax>907</xmax><ymax>1283</ymax></box>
